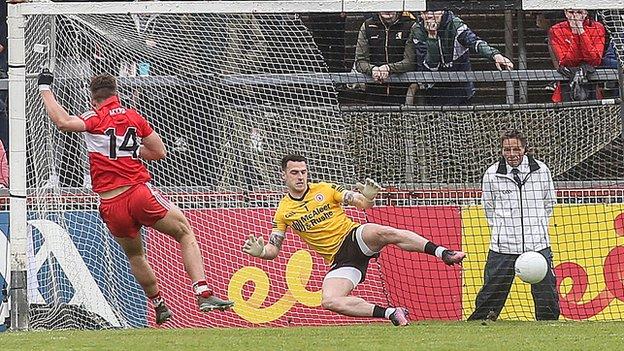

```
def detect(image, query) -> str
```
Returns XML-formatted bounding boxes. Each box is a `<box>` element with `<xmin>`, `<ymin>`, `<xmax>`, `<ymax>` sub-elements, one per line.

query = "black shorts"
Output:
<box><xmin>328</xmin><ymin>226</ymin><xmax>379</xmax><ymax>283</ymax></box>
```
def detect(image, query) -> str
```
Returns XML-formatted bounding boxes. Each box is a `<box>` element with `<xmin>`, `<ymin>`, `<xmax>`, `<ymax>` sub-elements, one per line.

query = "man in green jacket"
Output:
<box><xmin>354</xmin><ymin>12</ymin><xmax>416</xmax><ymax>105</ymax></box>
<box><xmin>378</xmin><ymin>10</ymin><xmax>514</xmax><ymax>105</ymax></box>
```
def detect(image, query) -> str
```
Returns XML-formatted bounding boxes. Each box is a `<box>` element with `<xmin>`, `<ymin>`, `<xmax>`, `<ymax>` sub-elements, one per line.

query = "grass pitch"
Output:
<box><xmin>0</xmin><ymin>321</ymin><xmax>622</xmax><ymax>351</ymax></box>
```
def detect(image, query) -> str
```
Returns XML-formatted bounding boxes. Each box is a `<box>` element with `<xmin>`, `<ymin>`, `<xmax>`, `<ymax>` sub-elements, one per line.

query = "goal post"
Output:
<box><xmin>6</xmin><ymin>0</ymin><xmax>624</xmax><ymax>331</ymax></box>
<box><xmin>7</xmin><ymin>3</ymin><xmax>28</xmax><ymax>331</ymax></box>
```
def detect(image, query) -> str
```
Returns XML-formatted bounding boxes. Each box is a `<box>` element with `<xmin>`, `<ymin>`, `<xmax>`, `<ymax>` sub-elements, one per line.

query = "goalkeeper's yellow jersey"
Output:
<box><xmin>272</xmin><ymin>182</ymin><xmax>359</xmax><ymax>264</ymax></box>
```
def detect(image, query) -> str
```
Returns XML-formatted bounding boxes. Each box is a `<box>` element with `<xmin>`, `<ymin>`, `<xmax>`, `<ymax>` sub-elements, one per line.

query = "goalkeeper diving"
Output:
<box><xmin>242</xmin><ymin>154</ymin><xmax>466</xmax><ymax>326</ymax></box>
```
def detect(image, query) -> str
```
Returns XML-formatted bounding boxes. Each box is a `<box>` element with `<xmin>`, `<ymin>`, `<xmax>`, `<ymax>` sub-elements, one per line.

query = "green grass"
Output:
<box><xmin>1</xmin><ymin>321</ymin><xmax>623</xmax><ymax>351</ymax></box>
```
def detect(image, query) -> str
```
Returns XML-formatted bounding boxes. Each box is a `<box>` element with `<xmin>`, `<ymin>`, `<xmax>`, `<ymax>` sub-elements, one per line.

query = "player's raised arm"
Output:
<box><xmin>343</xmin><ymin>178</ymin><xmax>383</xmax><ymax>210</ymax></box>
<box><xmin>38</xmin><ymin>69</ymin><xmax>86</xmax><ymax>132</ymax></box>
<box><xmin>242</xmin><ymin>230</ymin><xmax>285</xmax><ymax>260</ymax></box>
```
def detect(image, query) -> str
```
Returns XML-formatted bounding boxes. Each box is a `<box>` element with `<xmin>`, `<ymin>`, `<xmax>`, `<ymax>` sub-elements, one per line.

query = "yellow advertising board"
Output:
<box><xmin>462</xmin><ymin>204</ymin><xmax>624</xmax><ymax>320</ymax></box>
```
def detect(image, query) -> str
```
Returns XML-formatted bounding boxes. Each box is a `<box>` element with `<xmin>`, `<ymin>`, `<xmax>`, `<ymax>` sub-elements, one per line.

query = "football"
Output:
<box><xmin>514</xmin><ymin>251</ymin><xmax>548</xmax><ymax>284</ymax></box>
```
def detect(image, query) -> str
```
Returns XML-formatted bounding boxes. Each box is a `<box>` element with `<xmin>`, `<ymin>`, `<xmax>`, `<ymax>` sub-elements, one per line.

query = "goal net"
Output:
<box><xmin>22</xmin><ymin>6</ymin><xmax>384</xmax><ymax>329</ymax></box>
<box><xmin>10</xmin><ymin>1</ymin><xmax>624</xmax><ymax>330</ymax></box>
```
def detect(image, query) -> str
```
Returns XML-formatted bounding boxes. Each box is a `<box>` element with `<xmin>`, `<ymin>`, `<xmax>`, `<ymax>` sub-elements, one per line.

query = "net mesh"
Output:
<box><xmin>601</xmin><ymin>9</ymin><xmax>624</xmax><ymax>69</ymax></box>
<box><xmin>344</xmin><ymin>104</ymin><xmax>622</xmax><ymax>184</ymax></box>
<box><xmin>17</xmin><ymin>5</ymin><xmax>624</xmax><ymax>330</ymax></box>
<box><xmin>25</xmin><ymin>12</ymin><xmax>380</xmax><ymax>329</ymax></box>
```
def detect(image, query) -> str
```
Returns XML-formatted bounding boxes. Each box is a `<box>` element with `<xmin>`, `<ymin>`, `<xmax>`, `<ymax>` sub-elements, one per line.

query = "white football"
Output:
<box><xmin>514</xmin><ymin>251</ymin><xmax>548</xmax><ymax>284</ymax></box>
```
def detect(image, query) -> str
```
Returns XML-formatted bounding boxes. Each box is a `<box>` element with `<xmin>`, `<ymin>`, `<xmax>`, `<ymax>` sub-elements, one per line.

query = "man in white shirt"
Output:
<box><xmin>468</xmin><ymin>130</ymin><xmax>560</xmax><ymax>321</ymax></box>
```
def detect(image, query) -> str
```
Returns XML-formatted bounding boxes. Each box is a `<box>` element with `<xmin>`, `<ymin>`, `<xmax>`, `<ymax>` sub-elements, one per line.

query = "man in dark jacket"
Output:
<box><xmin>354</xmin><ymin>12</ymin><xmax>415</xmax><ymax>105</ymax></box>
<box><xmin>380</xmin><ymin>10</ymin><xmax>513</xmax><ymax>105</ymax></box>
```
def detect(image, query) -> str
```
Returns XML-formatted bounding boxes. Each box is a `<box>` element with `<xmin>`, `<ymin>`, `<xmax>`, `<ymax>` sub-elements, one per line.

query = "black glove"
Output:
<box><xmin>570</xmin><ymin>71</ymin><xmax>589</xmax><ymax>101</ymax></box>
<box><xmin>37</xmin><ymin>69</ymin><xmax>54</xmax><ymax>91</ymax></box>
<box><xmin>557</xmin><ymin>66</ymin><xmax>575</xmax><ymax>79</ymax></box>
<box><xmin>578</xmin><ymin>62</ymin><xmax>596</xmax><ymax>81</ymax></box>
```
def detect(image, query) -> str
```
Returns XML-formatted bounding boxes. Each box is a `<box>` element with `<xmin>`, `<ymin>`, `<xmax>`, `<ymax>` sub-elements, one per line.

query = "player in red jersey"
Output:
<box><xmin>37</xmin><ymin>69</ymin><xmax>233</xmax><ymax>325</ymax></box>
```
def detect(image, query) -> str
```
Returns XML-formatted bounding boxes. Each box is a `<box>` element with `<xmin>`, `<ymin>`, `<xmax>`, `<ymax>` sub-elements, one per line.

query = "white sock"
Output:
<box><xmin>150</xmin><ymin>293</ymin><xmax>163</xmax><ymax>307</ymax></box>
<box><xmin>385</xmin><ymin>308</ymin><xmax>396</xmax><ymax>319</ymax></box>
<box><xmin>435</xmin><ymin>246</ymin><xmax>448</xmax><ymax>258</ymax></box>
<box><xmin>193</xmin><ymin>280</ymin><xmax>210</xmax><ymax>295</ymax></box>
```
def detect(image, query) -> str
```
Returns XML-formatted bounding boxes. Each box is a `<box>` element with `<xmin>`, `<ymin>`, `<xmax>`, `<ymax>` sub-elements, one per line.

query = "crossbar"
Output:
<box><xmin>14</xmin><ymin>0</ymin><xmax>426</xmax><ymax>15</ymax></box>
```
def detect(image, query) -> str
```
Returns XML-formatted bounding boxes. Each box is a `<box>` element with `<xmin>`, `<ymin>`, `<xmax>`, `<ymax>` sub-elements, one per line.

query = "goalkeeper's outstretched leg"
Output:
<box><xmin>359</xmin><ymin>223</ymin><xmax>467</xmax><ymax>266</ymax></box>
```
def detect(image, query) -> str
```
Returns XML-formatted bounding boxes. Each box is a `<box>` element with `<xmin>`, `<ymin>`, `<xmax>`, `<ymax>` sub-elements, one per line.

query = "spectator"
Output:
<box><xmin>379</xmin><ymin>10</ymin><xmax>513</xmax><ymax>105</ymax></box>
<box><xmin>601</xmin><ymin>40</ymin><xmax>618</xmax><ymax>69</ymax></box>
<box><xmin>468</xmin><ymin>130</ymin><xmax>559</xmax><ymax>322</ymax></box>
<box><xmin>354</xmin><ymin>12</ymin><xmax>415</xmax><ymax>105</ymax></box>
<box><xmin>548</xmin><ymin>9</ymin><xmax>606</xmax><ymax>102</ymax></box>
<box><xmin>599</xmin><ymin>39</ymin><xmax>619</xmax><ymax>98</ymax></box>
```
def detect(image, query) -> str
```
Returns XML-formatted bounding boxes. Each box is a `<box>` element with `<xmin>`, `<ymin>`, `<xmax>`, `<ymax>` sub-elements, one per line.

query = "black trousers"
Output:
<box><xmin>467</xmin><ymin>247</ymin><xmax>560</xmax><ymax>321</ymax></box>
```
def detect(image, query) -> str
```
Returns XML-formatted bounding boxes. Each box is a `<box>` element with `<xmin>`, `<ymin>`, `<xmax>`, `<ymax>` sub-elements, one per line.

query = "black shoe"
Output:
<box><xmin>155</xmin><ymin>300</ymin><xmax>173</xmax><ymax>325</ymax></box>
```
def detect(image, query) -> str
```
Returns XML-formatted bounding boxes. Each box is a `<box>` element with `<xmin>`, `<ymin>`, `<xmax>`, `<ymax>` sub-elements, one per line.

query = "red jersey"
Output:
<box><xmin>549</xmin><ymin>19</ymin><xmax>606</xmax><ymax>102</ymax></box>
<box><xmin>80</xmin><ymin>96</ymin><xmax>153</xmax><ymax>193</ymax></box>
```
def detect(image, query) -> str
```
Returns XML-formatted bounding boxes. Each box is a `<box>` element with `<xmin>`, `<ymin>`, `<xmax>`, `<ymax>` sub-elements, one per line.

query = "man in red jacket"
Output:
<box><xmin>549</xmin><ymin>9</ymin><xmax>606</xmax><ymax>102</ymax></box>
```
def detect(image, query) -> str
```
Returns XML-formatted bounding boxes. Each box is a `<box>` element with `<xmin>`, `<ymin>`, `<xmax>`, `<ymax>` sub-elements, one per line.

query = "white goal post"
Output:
<box><xmin>15</xmin><ymin>0</ymin><xmax>427</xmax><ymax>15</ymax></box>
<box><xmin>5</xmin><ymin>0</ymin><xmax>624</xmax><ymax>332</ymax></box>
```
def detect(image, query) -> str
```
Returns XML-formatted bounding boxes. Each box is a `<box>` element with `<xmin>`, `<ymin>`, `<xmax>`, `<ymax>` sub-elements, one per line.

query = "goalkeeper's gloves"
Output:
<box><xmin>242</xmin><ymin>234</ymin><xmax>266</xmax><ymax>258</ymax></box>
<box><xmin>356</xmin><ymin>178</ymin><xmax>383</xmax><ymax>201</ymax></box>
<box><xmin>38</xmin><ymin>69</ymin><xmax>54</xmax><ymax>91</ymax></box>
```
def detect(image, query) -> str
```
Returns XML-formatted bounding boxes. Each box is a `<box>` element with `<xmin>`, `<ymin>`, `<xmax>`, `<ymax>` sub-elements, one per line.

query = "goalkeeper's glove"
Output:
<box><xmin>242</xmin><ymin>234</ymin><xmax>266</xmax><ymax>258</ymax></box>
<box><xmin>356</xmin><ymin>178</ymin><xmax>383</xmax><ymax>201</ymax></box>
<box><xmin>38</xmin><ymin>69</ymin><xmax>54</xmax><ymax>91</ymax></box>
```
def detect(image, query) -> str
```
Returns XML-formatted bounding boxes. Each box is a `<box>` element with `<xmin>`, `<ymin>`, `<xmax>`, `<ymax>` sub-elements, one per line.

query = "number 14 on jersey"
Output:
<box><xmin>104</xmin><ymin>127</ymin><xmax>140</xmax><ymax>159</ymax></box>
